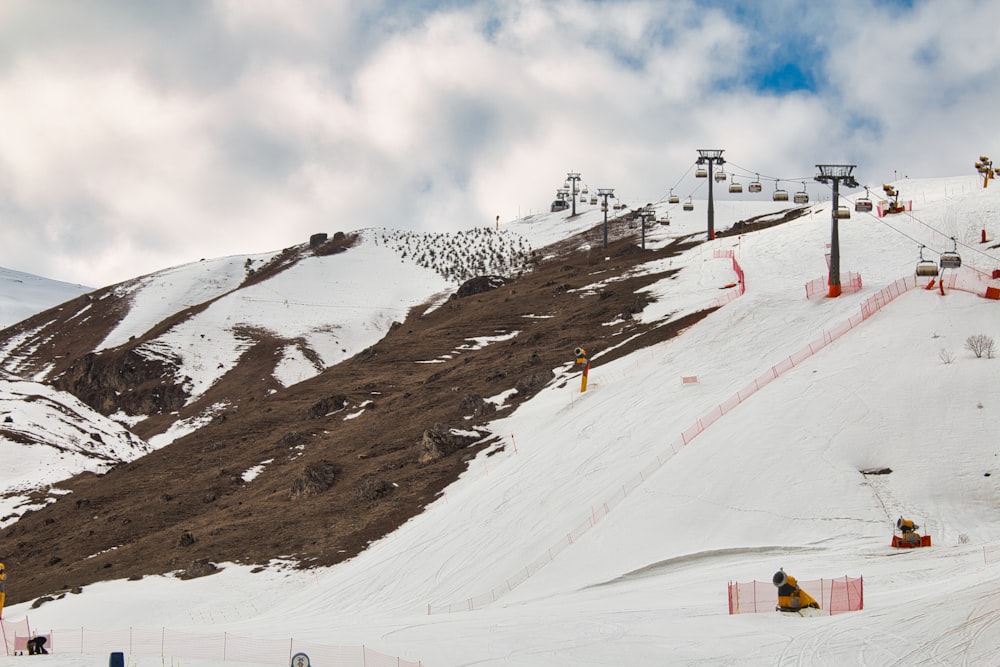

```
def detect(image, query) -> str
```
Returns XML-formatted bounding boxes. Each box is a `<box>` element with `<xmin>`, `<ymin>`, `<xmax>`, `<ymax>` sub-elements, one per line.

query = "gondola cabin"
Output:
<box><xmin>773</xmin><ymin>186</ymin><xmax>789</xmax><ymax>202</ymax></box>
<box><xmin>668</xmin><ymin>189</ymin><xmax>680</xmax><ymax>204</ymax></box>
<box><xmin>683</xmin><ymin>197</ymin><xmax>694</xmax><ymax>211</ymax></box>
<box><xmin>714</xmin><ymin>169</ymin><xmax>727</xmax><ymax>182</ymax></box>
<box><xmin>590</xmin><ymin>196</ymin><xmax>598</xmax><ymax>205</ymax></box>
<box><xmin>729</xmin><ymin>180</ymin><xmax>743</xmax><ymax>193</ymax></box>
<box><xmin>793</xmin><ymin>190</ymin><xmax>809</xmax><ymax>204</ymax></box>
<box><xmin>835</xmin><ymin>206</ymin><xmax>851</xmax><ymax>219</ymax></box>
<box><xmin>695</xmin><ymin>167</ymin><xmax>708</xmax><ymax>178</ymax></box>
<box><xmin>855</xmin><ymin>198</ymin><xmax>873</xmax><ymax>213</ymax></box>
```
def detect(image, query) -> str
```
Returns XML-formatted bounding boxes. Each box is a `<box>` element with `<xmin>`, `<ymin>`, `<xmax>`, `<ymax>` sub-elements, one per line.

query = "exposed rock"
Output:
<box><xmin>418</xmin><ymin>425</ymin><xmax>481</xmax><ymax>464</ymax></box>
<box><xmin>515</xmin><ymin>369</ymin><xmax>555</xmax><ymax>397</ymax></box>
<box><xmin>455</xmin><ymin>275</ymin><xmax>509</xmax><ymax>299</ymax></box>
<box><xmin>289</xmin><ymin>461</ymin><xmax>340</xmax><ymax>499</ymax></box>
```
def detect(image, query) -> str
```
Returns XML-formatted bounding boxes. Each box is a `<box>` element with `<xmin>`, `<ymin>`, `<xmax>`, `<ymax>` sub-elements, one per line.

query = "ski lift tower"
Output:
<box><xmin>696</xmin><ymin>149</ymin><xmax>725</xmax><ymax>240</ymax></box>
<box><xmin>815</xmin><ymin>164</ymin><xmax>859</xmax><ymax>297</ymax></box>
<box><xmin>597</xmin><ymin>188</ymin><xmax>615</xmax><ymax>248</ymax></box>
<box><xmin>566</xmin><ymin>172</ymin><xmax>582</xmax><ymax>216</ymax></box>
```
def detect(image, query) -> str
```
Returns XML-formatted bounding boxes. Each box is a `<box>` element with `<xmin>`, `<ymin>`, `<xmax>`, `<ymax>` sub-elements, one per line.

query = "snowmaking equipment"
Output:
<box><xmin>881</xmin><ymin>184</ymin><xmax>907</xmax><ymax>215</ymax></box>
<box><xmin>574</xmin><ymin>347</ymin><xmax>590</xmax><ymax>393</ymax></box>
<box><xmin>772</xmin><ymin>569</ymin><xmax>820</xmax><ymax>613</ymax></box>
<box><xmin>892</xmin><ymin>516</ymin><xmax>931</xmax><ymax>548</ymax></box>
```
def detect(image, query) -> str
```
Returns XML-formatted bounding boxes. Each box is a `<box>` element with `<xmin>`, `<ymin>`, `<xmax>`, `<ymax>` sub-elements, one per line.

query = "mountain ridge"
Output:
<box><xmin>0</xmin><ymin>210</ymin><xmax>743</xmax><ymax>605</ymax></box>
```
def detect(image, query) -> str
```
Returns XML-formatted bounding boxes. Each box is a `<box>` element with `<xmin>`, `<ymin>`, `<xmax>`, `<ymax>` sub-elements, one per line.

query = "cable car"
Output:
<box><xmin>793</xmin><ymin>183</ymin><xmax>809</xmax><ymax>204</ymax></box>
<box><xmin>773</xmin><ymin>181</ymin><xmax>789</xmax><ymax>202</ymax></box>
<box><xmin>915</xmin><ymin>246</ymin><xmax>939</xmax><ymax>276</ymax></box>
<box><xmin>835</xmin><ymin>205</ymin><xmax>851</xmax><ymax>219</ymax></box>
<box><xmin>940</xmin><ymin>237</ymin><xmax>962</xmax><ymax>269</ymax></box>
<box><xmin>729</xmin><ymin>177</ymin><xmax>743</xmax><ymax>194</ymax></box>
<box><xmin>749</xmin><ymin>173</ymin><xmax>762</xmax><ymax>193</ymax></box>
<box><xmin>668</xmin><ymin>189</ymin><xmax>680</xmax><ymax>204</ymax></box>
<box><xmin>714</xmin><ymin>169</ymin><xmax>727</xmax><ymax>182</ymax></box>
<box><xmin>683</xmin><ymin>197</ymin><xmax>694</xmax><ymax>211</ymax></box>
<box><xmin>695</xmin><ymin>166</ymin><xmax>708</xmax><ymax>178</ymax></box>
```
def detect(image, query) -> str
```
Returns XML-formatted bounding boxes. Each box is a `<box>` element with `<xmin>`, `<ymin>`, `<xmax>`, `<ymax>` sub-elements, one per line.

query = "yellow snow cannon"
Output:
<box><xmin>773</xmin><ymin>569</ymin><xmax>819</xmax><ymax>613</ymax></box>
<box><xmin>892</xmin><ymin>516</ymin><xmax>931</xmax><ymax>548</ymax></box>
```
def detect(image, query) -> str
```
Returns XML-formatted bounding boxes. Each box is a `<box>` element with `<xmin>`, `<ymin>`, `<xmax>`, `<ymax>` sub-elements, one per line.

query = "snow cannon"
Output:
<box><xmin>574</xmin><ymin>347</ymin><xmax>590</xmax><ymax>393</ymax></box>
<box><xmin>892</xmin><ymin>516</ymin><xmax>931</xmax><ymax>548</ymax></box>
<box><xmin>772</xmin><ymin>569</ymin><xmax>819</xmax><ymax>613</ymax></box>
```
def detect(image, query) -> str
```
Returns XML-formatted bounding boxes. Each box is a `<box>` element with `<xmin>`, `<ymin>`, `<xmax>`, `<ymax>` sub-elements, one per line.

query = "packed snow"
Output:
<box><xmin>3</xmin><ymin>174</ymin><xmax>1000</xmax><ymax>666</ymax></box>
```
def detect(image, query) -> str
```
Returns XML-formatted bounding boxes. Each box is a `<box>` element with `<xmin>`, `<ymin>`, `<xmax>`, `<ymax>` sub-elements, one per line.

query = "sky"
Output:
<box><xmin>3</xmin><ymin>175</ymin><xmax>1000</xmax><ymax>665</ymax></box>
<box><xmin>2</xmin><ymin>0</ymin><xmax>999</xmax><ymax>287</ymax></box>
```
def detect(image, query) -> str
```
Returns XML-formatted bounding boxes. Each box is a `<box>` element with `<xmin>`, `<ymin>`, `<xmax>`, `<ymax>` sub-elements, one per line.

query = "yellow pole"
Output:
<box><xmin>580</xmin><ymin>362</ymin><xmax>589</xmax><ymax>393</ymax></box>
<box><xmin>0</xmin><ymin>562</ymin><xmax>6</xmax><ymax>619</ymax></box>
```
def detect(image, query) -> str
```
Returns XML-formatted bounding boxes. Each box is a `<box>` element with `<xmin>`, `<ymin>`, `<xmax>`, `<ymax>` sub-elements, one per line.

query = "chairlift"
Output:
<box><xmin>695</xmin><ymin>166</ymin><xmax>708</xmax><ymax>178</ymax></box>
<box><xmin>714</xmin><ymin>169</ymin><xmax>727</xmax><ymax>182</ymax></box>
<box><xmin>749</xmin><ymin>173</ymin><xmax>763</xmax><ymax>193</ymax></box>
<box><xmin>915</xmin><ymin>246</ymin><xmax>939</xmax><ymax>277</ymax></box>
<box><xmin>793</xmin><ymin>183</ymin><xmax>809</xmax><ymax>204</ymax></box>
<box><xmin>940</xmin><ymin>237</ymin><xmax>962</xmax><ymax>269</ymax></box>
<box><xmin>683</xmin><ymin>197</ymin><xmax>694</xmax><ymax>211</ymax></box>
<box><xmin>773</xmin><ymin>181</ymin><xmax>789</xmax><ymax>202</ymax></box>
<box><xmin>668</xmin><ymin>188</ymin><xmax>680</xmax><ymax>204</ymax></box>
<box><xmin>729</xmin><ymin>176</ymin><xmax>743</xmax><ymax>194</ymax></box>
<box><xmin>855</xmin><ymin>188</ymin><xmax>873</xmax><ymax>213</ymax></box>
<box><xmin>835</xmin><ymin>205</ymin><xmax>851</xmax><ymax>219</ymax></box>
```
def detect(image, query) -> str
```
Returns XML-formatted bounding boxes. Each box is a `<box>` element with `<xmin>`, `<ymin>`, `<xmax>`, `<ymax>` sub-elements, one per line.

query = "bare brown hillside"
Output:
<box><xmin>0</xmin><ymin>214</ymin><xmax>801</xmax><ymax>607</ymax></box>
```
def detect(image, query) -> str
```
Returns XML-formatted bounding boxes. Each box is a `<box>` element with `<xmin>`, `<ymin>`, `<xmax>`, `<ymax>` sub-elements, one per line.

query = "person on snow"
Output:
<box><xmin>26</xmin><ymin>636</ymin><xmax>48</xmax><ymax>655</ymax></box>
<box><xmin>772</xmin><ymin>569</ymin><xmax>820</xmax><ymax>612</ymax></box>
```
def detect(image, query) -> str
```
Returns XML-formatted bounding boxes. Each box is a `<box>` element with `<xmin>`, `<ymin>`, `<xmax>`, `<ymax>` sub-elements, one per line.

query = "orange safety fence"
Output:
<box><xmin>0</xmin><ymin>619</ymin><xmax>422</xmax><ymax>666</ymax></box>
<box><xmin>727</xmin><ymin>576</ymin><xmax>863</xmax><ymax>615</ymax></box>
<box><xmin>805</xmin><ymin>272</ymin><xmax>863</xmax><ymax>299</ymax></box>
<box><xmin>427</xmin><ymin>274</ymin><xmax>917</xmax><ymax>615</ymax></box>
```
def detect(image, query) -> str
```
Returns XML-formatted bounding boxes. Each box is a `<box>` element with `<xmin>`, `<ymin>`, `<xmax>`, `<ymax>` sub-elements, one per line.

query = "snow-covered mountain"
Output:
<box><xmin>3</xmin><ymin>174</ymin><xmax>1000</xmax><ymax>666</ymax></box>
<box><xmin>0</xmin><ymin>267</ymin><xmax>91</xmax><ymax>329</ymax></box>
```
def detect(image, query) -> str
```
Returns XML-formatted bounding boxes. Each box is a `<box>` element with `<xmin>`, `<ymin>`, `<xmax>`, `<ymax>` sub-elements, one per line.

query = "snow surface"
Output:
<box><xmin>4</xmin><ymin>175</ymin><xmax>1000</xmax><ymax>666</ymax></box>
<box><xmin>0</xmin><ymin>267</ymin><xmax>91</xmax><ymax>329</ymax></box>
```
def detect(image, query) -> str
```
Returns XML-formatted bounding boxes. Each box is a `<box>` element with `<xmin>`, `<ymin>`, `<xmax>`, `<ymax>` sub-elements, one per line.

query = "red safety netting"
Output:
<box><xmin>728</xmin><ymin>576</ymin><xmax>863</xmax><ymax>615</ymax></box>
<box><xmin>429</xmin><ymin>274</ymin><xmax>918</xmax><ymax>616</ymax></box>
<box><xmin>0</xmin><ymin>617</ymin><xmax>31</xmax><ymax>655</ymax></box>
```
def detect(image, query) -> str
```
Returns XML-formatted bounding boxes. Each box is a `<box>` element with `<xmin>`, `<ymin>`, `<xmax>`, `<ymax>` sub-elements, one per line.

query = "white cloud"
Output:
<box><xmin>0</xmin><ymin>0</ymin><xmax>995</xmax><ymax>286</ymax></box>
